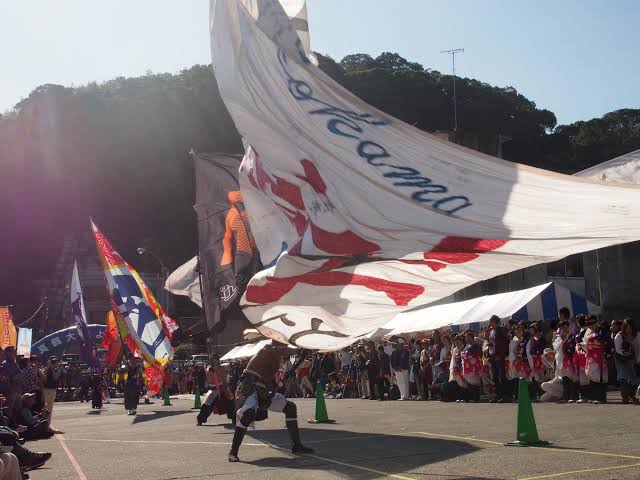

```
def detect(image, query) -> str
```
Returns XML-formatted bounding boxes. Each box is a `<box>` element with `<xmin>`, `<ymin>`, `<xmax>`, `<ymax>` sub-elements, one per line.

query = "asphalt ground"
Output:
<box><xmin>24</xmin><ymin>393</ymin><xmax>640</xmax><ymax>480</ymax></box>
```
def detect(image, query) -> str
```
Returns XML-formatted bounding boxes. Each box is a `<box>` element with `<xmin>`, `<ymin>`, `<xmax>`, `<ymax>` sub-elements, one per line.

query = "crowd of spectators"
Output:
<box><xmin>0</xmin><ymin>347</ymin><xmax>55</xmax><ymax>479</ymax></box>
<box><xmin>250</xmin><ymin>309</ymin><xmax>639</xmax><ymax>406</ymax></box>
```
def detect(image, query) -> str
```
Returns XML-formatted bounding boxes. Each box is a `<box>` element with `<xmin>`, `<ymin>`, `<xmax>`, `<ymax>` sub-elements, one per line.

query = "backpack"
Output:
<box><xmin>389</xmin><ymin>384</ymin><xmax>400</xmax><ymax>400</ymax></box>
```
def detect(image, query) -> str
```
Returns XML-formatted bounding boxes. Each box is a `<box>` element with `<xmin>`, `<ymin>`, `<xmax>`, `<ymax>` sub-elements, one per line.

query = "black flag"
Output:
<box><xmin>193</xmin><ymin>153</ymin><xmax>262</xmax><ymax>338</ymax></box>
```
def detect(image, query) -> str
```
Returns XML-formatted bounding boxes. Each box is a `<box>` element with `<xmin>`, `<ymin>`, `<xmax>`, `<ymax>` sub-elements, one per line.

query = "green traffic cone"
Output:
<box><xmin>307</xmin><ymin>382</ymin><xmax>336</xmax><ymax>424</ymax></box>
<box><xmin>193</xmin><ymin>386</ymin><xmax>202</xmax><ymax>410</ymax></box>
<box><xmin>162</xmin><ymin>386</ymin><xmax>172</xmax><ymax>406</ymax></box>
<box><xmin>505</xmin><ymin>378</ymin><xmax>552</xmax><ymax>447</ymax></box>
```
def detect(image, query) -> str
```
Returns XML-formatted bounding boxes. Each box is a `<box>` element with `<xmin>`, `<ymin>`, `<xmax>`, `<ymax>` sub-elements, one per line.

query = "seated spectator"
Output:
<box><xmin>15</xmin><ymin>394</ymin><xmax>53</xmax><ymax>441</ymax></box>
<box><xmin>324</xmin><ymin>373</ymin><xmax>341</xmax><ymax>399</ymax></box>
<box><xmin>430</xmin><ymin>361</ymin><xmax>450</xmax><ymax>401</ymax></box>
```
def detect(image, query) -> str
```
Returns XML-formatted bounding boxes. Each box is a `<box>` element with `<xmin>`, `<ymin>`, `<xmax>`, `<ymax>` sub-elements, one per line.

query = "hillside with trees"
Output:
<box><xmin>1</xmin><ymin>52</ymin><xmax>638</xmax><ymax>307</ymax></box>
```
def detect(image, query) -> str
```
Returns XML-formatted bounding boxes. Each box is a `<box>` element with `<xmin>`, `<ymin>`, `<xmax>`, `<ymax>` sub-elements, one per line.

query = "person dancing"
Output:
<box><xmin>229</xmin><ymin>343</ymin><xmax>314</xmax><ymax>462</ymax></box>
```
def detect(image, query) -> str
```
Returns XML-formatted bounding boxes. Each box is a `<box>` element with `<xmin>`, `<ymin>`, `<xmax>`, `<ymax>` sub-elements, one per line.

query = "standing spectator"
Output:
<box><xmin>430</xmin><ymin>331</ymin><xmax>443</xmax><ymax>379</ymax></box>
<box><xmin>338</xmin><ymin>349</ymin><xmax>351</xmax><ymax>375</ymax></box>
<box><xmin>43</xmin><ymin>357</ymin><xmax>60</xmax><ymax>429</ymax></box>
<box><xmin>417</xmin><ymin>340</ymin><xmax>431</xmax><ymax>400</ymax></box>
<box><xmin>554</xmin><ymin>320</ymin><xmax>578</xmax><ymax>402</ymax></box>
<box><xmin>365</xmin><ymin>342</ymin><xmax>379</xmax><ymax>400</ymax></box>
<box><xmin>391</xmin><ymin>339</ymin><xmax>410</xmax><ymax>400</ymax></box>
<box><xmin>462</xmin><ymin>331</ymin><xmax>482</xmax><ymax>402</ymax></box>
<box><xmin>609</xmin><ymin>320</ymin><xmax>621</xmax><ymax>385</ymax></box>
<box><xmin>527</xmin><ymin>323</ymin><xmax>547</xmax><ymax>398</ymax></box>
<box><xmin>450</xmin><ymin>335</ymin><xmax>467</xmax><ymax>391</ymax></box>
<box><xmin>2</xmin><ymin>348</ymin><xmax>22</xmax><ymax>420</ymax></box>
<box><xmin>375</xmin><ymin>345</ymin><xmax>391</xmax><ymax>400</ymax></box>
<box><xmin>509</xmin><ymin>324</ymin><xmax>531</xmax><ymax>399</ymax></box>
<box><xmin>558</xmin><ymin>307</ymin><xmax>578</xmax><ymax>336</ymax></box>
<box><xmin>355</xmin><ymin>346</ymin><xmax>370</xmax><ymax>399</ymax></box>
<box><xmin>584</xmin><ymin>316</ymin><xmax>608</xmax><ymax>403</ymax></box>
<box><xmin>614</xmin><ymin>319</ymin><xmax>638</xmax><ymax>404</ymax></box>
<box><xmin>488</xmin><ymin>315</ymin><xmax>510</xmax><ymax>403</ymax></box>
<box><xmin>296</xmin><ymin>359</ymin><xmax>314</xmax><ymax>398</ymax></box>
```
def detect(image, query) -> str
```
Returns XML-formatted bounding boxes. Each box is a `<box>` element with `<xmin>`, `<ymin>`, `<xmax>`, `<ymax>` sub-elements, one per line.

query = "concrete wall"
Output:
<box><xmin>583</xmin><ymin>241</ymin><xmax>640</xmax><ymax>321</ymax></box>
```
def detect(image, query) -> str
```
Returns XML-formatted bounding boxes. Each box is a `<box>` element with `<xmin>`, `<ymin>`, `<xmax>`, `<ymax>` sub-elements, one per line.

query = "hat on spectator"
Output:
<box><xmin>21</xmin><ymin>393</ymin><xmax>36</xmax><ymax>401</ymax></box>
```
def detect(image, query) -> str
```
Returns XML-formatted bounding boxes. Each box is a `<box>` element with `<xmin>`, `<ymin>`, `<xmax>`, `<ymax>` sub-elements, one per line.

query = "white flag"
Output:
<box><xmin>70</xmin><ymin>260</ymin><xmax>90</xmax><ymax>343</ymax></box>
<box><xmin>165</xmin><ymin>256</ymin><xmax>202</xmax><ymax>308</ymax></box>
<box><xmin>210</xmin><ymin>0</ymin><xmax>640</xmax><ymax>350</ymax></box>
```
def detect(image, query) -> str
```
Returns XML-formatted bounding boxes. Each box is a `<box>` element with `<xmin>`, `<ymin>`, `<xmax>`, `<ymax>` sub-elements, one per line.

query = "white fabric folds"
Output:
<box><xmin>210</xmin><ymin>0</ymin><xmax>640</xmax><ymax>350</ymax></box>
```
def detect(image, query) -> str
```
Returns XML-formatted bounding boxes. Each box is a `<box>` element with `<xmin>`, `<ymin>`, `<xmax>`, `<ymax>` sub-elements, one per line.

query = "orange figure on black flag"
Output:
<box><xmin>193</xmin><ymin>153</ymin><xmax>262</xmax><ymax>341</ymax></box>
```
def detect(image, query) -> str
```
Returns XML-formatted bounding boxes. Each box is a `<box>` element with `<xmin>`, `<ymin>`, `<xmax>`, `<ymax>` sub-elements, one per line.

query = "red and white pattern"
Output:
<box><xmin>585</xmin><ymin>331</ymin><xmax>608</xmax><ymax>384</ymax></box>
<box><xmin>211</xmin><ymin>0</ymin><xmax>640</xmax><ymax>350</ymax></box>
<box><xmin>461</xmin><ymin>346</ymin><xmax>482</xmax><ymax>386</ymax></box>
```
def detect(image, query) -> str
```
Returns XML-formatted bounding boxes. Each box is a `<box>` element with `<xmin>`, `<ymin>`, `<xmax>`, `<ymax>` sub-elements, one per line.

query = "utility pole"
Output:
<box><xmin>441</xmin><ymin>48</ymin><xmax>464</xmax><ymax>136</ymax></box>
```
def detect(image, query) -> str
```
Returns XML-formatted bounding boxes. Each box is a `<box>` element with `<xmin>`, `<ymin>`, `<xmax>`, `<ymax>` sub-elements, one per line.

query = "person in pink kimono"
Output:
<box><xmin>461</xmin><ymin>331</ymin><xmax>482</xmax><ymax>402</ymax></box>
<box><xmin>584</xmin><ymin>316</ymin><xmax>608</xmax><ymax>403</ymax></box>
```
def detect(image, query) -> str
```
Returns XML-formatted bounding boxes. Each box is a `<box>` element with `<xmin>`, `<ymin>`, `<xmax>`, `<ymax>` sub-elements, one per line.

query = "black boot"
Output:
<box><xmin>286</xmin><ymin>420</ymin><xmax>314</xmax><ymax>454</ymax></box>
<box><xmin>197</xmin><ymin>404</ymin><xmax>212</xmax><ymax>426</ymax></box>
<box><xmin>228</xmin><ymin>427</ymin><xmax>246</xmax><ymax>462</ymax></box>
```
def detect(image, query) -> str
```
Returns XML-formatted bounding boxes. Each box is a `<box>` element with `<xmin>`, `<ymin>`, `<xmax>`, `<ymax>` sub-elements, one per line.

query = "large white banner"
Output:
<box><xmin>210</xmin><ymin>0</ymin><xmax>640</xmax><ymax>350</ymax></box>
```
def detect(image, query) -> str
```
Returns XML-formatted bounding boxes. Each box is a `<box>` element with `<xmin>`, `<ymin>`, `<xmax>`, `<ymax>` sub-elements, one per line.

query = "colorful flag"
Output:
<box><xmin>16</xmin><ymin>328</ymin><xmax>32</xmax><ymax>357</ymax></box>
<box><xmin>210</xmin><ymin>0</ymin><xmax>640</xmax><ymax>350</ymax></box>
<box><xmin>145</xmin><ymin>363</ymin><xmax>164</xmax><ymax>397</ymax></box>
<box><xmin>92</xmin><ymin>221</ymin><xmax>173</xmax><ymax>366</ymax></box>
<box><xmin>0</xmin><ymin>307</ymin><xmax>17</xmax><ymax>349</ymax></box>
<box><xmin>101</xmin><ymin>311</ymin><xmax>122</xmax><ymax>367</ymax></box>
<box><xmin>193</xmin><ymin>153</ymin><xmax>262</xmax><ymax>333</ymax></box>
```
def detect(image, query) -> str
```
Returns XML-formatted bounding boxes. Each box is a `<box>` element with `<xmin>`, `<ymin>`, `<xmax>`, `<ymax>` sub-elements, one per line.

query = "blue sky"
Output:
<box><xmin>2</xmin><ymin>0</ymin><xmax>638</xmax><ymax>125</ymax></box>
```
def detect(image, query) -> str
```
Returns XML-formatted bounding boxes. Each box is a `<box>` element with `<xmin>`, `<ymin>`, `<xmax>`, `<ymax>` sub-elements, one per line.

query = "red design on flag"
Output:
<box><xmin>145</xmin><ymin>364</ymin><xmax>164</xmax><ymax>397</ymax></box>
<box><xmin>92</xmin><ymin>224</ymin><xmax>126</xmax><ymax>267</ymax></box>
<box><xmin>246</xmin><ymin>258</ymin><xmax>424</xmax><ymax>306</ymax></box>
<box><xmin>245</xmin><ymin>154</ymin><xmax>509</xmax><ymax>306</ymax></box>
<box><xmin>247</xmin><ymin>154</ymin><xmax>379</xmax><ymax>256</ymax></box>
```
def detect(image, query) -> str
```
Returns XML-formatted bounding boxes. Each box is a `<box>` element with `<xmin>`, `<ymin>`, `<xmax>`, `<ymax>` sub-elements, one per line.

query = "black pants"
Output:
<box><xmin>562</xmin><ymin>377</ymin><xmax>579</xmax><ymax>401</ymax></box>
<box><xmin>367</xmin><ymin>369</ymin><xmax>377</xmax><ymax>399</ymax></box>
<box><xmin>489</xmin><ymin>355</ymin><xmax>508</xmax><ymax>400</ymax></box>
<box><xmin>375</xmin><ymin>378</ymin><xmax>389</xmax><ymax>400</ymax></box>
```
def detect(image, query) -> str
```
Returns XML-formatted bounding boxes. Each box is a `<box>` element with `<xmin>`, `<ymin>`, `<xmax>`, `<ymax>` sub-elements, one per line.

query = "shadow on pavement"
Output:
<box><xmin>132</xmin><ymin>410</ymin><xmax>193</xmax><ymax>424</ymax></box>
<box><xmin>245</xmin><ymin>428</ymin><xmax>497</xmax><ymax>479</ymax></box>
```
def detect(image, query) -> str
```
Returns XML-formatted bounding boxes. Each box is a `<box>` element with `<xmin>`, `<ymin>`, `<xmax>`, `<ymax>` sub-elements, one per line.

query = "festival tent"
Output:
<box><xmin>220</xmin><ymin>338</ymin><xmax>272</xmax><ymax>362</ymax></box>
<box><xmin>31</xmin><ymin>324</ymin><xmax>106</xmax><ymax>359</ymax></box>
<box><xmin>381</xmin><ymin>282</ymin><xmax>599</xmax><ymax>336</ymax></box>
<box><xmin>575</xmin><ymin>149</ymin><xmax>640</xmax><ymax>184</ymax></box>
